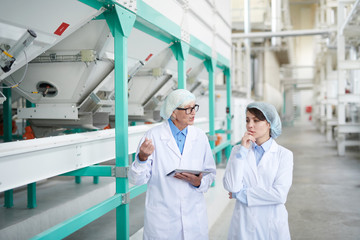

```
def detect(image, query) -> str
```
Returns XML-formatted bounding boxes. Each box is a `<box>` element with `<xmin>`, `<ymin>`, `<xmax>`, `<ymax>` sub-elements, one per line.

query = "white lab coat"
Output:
<box><xmin>129</xmin><ymin>121</ymin><xmax>216</xmax><ymax>240</ymax></box>
<box><xmin>223</xmin><ymin>140</ymin><xmax>293</xmax><ymax>240</ymax></box>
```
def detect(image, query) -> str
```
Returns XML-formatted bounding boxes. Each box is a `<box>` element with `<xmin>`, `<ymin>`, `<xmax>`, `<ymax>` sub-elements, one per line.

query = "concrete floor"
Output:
<box><xmin>1</xmin><ymin>123</ymin><xmax>360</xmax><ymax>239</ymax></box>
<box><xmin>279</xmin><ymin>123</ymin><xmax>360</xmax><ymax>240</ymax></box>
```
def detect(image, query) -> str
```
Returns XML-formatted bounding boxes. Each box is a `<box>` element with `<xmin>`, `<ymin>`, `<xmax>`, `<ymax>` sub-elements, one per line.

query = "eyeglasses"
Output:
<box><xmin>176</xmin><ymin>104</ymin><xmax>199</xmax><ymax>114</ymax></box>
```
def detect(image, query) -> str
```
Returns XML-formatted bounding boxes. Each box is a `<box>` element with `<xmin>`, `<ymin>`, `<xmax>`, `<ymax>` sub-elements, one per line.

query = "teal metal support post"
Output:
<box><xmin>171</xmin><ymin>41</ymin><xmax>190</xmax><ymax>89</ymax></box>
<box><xmin>75</xmin><ymin>176</ymin><xmax>82</xmax><ymax>184</ymax></box>
<box><xmin>204</xmin><ymin>59</ymin><xmax>216</xmax><ymax>150</ymax></box>
<box><xmin>204</xmin><ymin>59</ymin><xmax>216</xmax><ymax>186</ymax></box>
<box><xmin>224</xmin><ymin>68</ymin><xmax>232</xmax><ymax>159</ymax></box>
<box><xmin>27</xmin><ymin>182</ymin><xmax>37</xmax><ymax>208</ymax></box>
<box><xmin>93</xmin><ymin>164</ymin><xmax>99</xmax><ymax>184</ymax></box>
<box><xmin>3</xmin><ymin>86</ymin><xmax>14</xmax><ymax>208</ymax></box>
<box><xmin>25</xmin><ymin>100</ymin><xmax>37</xmax><ymax>208</ymax></box>
<box><xmin>130</xmin><ymin>122</ymin><xmax>136</xmax><ymax>162</ymax></box>
<box><xmin>105</xmin><ymin>5</ymin><xmax>136</xmax><ymax>240</ymax></box>
<box><xmin>216</xmin><ymin>151</ymin><xmax>222</xmax><ymax>164</ymax></box>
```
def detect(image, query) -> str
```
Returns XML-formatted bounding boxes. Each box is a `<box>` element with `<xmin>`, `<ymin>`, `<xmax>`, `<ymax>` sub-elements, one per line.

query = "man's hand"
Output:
<box><xmin>138</xmin><ymin>138</ymin><xmax>155</xmax><ymax>161</ymax></box>
<box><xmin>174</xmin><ymin>172</ymin><xmax>203</xmax><ymax>187</ymax></box>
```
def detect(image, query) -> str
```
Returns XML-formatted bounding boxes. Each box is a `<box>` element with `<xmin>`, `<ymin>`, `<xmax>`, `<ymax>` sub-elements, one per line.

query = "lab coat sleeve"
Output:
<box><xmin>247</xmin><ymin>149</ymin><xmax>294</xmax><ymax>207</ymax></box>
<box><xmin>194</xmin><ymin>133</ymin><xmax>216</xmax><ymax>193</ymax></box>
<box><xmin>223</xmin><ymin>145</ymin><xmax>249</xmax><ymax>192</ymax></box>
<box><xmin>128</xmin><ymin>134</ymin><xmax>153</xmax><ymax>185</ymax></box>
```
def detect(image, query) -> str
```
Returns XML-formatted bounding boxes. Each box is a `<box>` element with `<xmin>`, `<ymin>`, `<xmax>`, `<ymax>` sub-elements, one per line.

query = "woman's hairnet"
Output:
<box><xmin>247</xmin><ymin>102</ymin><xmax>282</xmax><ymax>139</ymax></box>
<box><xmin>160</xmin><ymin>89</ymin><xmax>196</xmax><ymax>119</ymax></box>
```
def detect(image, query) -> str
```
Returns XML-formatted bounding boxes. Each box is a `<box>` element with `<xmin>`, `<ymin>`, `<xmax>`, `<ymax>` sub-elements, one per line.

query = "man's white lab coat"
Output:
<box><xmin>223</xmin><ymin>141</ymin><xmax>293</xmax><ymax>240</ymax></box>
<box><xmin>129</xmin><ymin>121</ymin><xmax>216</xmax><ymax>240</ymax></box>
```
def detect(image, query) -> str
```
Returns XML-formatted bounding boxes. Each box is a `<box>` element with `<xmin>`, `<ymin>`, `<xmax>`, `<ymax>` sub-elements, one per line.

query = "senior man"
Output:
<box><xmin>129</xmin><ymin>89</ymin><xmax>216</xmax><ymax>240</ymax></box>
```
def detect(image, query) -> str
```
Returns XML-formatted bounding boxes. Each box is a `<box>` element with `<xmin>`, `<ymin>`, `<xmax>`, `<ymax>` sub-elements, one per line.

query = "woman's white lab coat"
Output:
<box><xmin>223</xmin><ymin>140</ymin><xmax>293</xmax><ymax>240</ymax></box>
<box><xmin>129</xmin><ymin>121</ymin><xmax>216</xmax><ymax>240</ymax></box>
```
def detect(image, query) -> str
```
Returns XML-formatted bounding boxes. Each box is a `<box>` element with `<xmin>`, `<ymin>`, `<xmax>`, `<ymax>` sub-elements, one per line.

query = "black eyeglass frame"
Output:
<box><xmin>176</xmin><ymin>104</ymin><xmax>199</xmax><ymax>115</ymax></box>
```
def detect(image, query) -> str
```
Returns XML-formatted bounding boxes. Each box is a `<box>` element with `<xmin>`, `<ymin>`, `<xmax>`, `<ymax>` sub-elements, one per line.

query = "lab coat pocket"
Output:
<box><xmin>195</xmin><ymin>199</ymin><xmax>209</xmax><ymax>237</ymax></box>
<box><xmin>269</xmin><ymin>219</ymin><xmax>290</xmax><ymax>240</ymax></box>
<box><xmin>244</xmin><ymin>208</ymin><xmax>257</xmax><ymax>234</ymax></box>
<box><xmin>144</xmin><ymin>205</ymin><xmax>170</xmax><ymax>237</ymax></box>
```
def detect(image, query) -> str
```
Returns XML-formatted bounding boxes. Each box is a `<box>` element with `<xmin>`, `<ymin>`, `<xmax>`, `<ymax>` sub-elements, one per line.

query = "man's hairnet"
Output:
<box><xmin>247</xmin><ymin>102</ymin><xmax>282</xmax><ymax>139</ymax></box>
<box><xmin>160</xmin><ymin>89</ymin><xmax>196</xmax><ymax>120</ymax></box>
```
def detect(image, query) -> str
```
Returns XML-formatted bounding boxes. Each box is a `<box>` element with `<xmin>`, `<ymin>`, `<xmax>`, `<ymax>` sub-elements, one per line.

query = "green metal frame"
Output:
<box><xmin>27</xmin><ymin>183</ymin><xmax>37</xmax><ymax>209</ymax></box>
<box><xmin>204</xmin><ymin>59</ymin><xmax>216</xmax><ymax>150</ymax></box>
<box><xmin>170</xmin><ymin>41</ymin><xmax>190</xmax><ymax>89</ymax></box>
<box><xmin>29</xmin><ymin>0</ymin><xmax>232</xmax><ymax>239</ymax></box>
<box><xmin>24</xmin><ymin>101</ymin><xmax>38</xmax><ymax>208</ymax></box>
<box><xmin>225</xmin><ymin>68</ymin><xmax>232</xmax><ymax>159</ymax></box>
<box><xmin>104</xmin><ymin>4</ymin><xmax>136</xmax><ymax>239</ymax></box>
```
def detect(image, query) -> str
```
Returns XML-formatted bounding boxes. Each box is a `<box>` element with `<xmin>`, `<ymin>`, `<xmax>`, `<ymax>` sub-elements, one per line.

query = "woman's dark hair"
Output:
<box><xmin>247</xmin><ymin>108</ymin><xmax>267</xmax><ymax>121</ymax></box>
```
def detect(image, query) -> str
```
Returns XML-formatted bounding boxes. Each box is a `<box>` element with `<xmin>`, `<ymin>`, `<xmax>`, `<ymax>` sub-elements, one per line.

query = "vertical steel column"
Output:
<box><xmin>171</xmin><ymin>41</ymin><xmax>190</xmax><ymax>89</ymax></box>
<box><xmin>216</xmin><ymin>148</ymin><xmax>222</xmax><ymax>164</ymax></box>
<box><xmin>337</xmin><ymin>2</ymin><xmax>346</xmax><ymax>125</ymax></box>
<box><xmin>3</xmin><ymin>86</ymin><xmax>13</xmax><ymax>208</ymax></box>
<box><xmin>27</xmin><ymin>182</ymin><xmax>37</xmax><ymax>208</ymax></box>
<box><xmin>224</xmin><ymin>68</ymin><xmax>232</xmax><ymax>159</ymax></box>
<box><xmin>204</xmin><ymin>59</ymin><xmax>216</xmax><ymax>150</ymax></box>
<box><xmin>25</xmin><ymin>100</ymin><xmax>37</xmax><ymax>208</ymax></box>
<box><xmin>336</xmin><ymin>2</ymin><xmax>346</xmax><ymax>156</ymax></box>
<box><xmin>130</xmin><ymin>122</ymin><xmax>136</xmax><ymax>162</ymax></box>
<box><xmin>244</xmin><ymin>0</ymin><xmax>252</xmax><ymax>99</ymax></box>
<box><xmin>105</xmin><ymin>5</ymin><xmax>135</xmax><ymax>240</ymax></box>
<box><xmin>75</xmin><ymin>176</ymin><xmax>82</xmax><ymax>184</ymax></box>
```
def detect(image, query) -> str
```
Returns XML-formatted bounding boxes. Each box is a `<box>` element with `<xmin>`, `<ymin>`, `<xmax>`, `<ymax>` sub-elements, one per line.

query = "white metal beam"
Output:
<box><xmin>0</xmin><ymin>118</ymin><xmax>224</xmax><ymax>192</ymax></box>
<box><xmin>338</xmin><ymin>94</ymin><xmax>360</xmax><ymax>103</ymax></box>
<box><xmin>338</xmin><ymin>60</ymin><xmax>360</xmax><ymax>69</ymax></box>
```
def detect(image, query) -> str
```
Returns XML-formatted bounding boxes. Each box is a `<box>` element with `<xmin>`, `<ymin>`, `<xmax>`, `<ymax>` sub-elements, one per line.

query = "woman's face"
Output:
<box><xmin>171</xmin><ymin>101</ymin><xmax>196</xmax><ymax>130</ymax></box>
<box><xmin>246</xmin><ymin>110</ymin><xmax>271</xmax><ymax>143</ymax></box>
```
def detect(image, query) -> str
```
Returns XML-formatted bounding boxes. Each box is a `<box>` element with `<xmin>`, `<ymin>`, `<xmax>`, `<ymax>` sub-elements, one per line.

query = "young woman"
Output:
<box><xmin>223</xmin><ymin>102</ymin><xmax>293</xmax><ymax>240</ymax></box>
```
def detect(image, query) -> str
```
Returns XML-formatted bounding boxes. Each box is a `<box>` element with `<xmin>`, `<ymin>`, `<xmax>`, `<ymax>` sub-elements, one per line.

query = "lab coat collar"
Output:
<box><xmin>161</xmin><ymin>121</ymin><xmax>182</xmax><ymax>158</ymax></box>
<box><xmin>249</xmin><ymin>139</ymin><xmax>279</xmax><ymax>175</ymax></box>
<box><xmin>160</xmin><ymin>121</ymin><xmax>198</xmax><ymax>158</ymax></box>
<box><xmin>268</xmin><ymin>139</ymin><xmax>279</xmax><ymax>152</ymax></box>
<box><xmin>256</xmin><ymin>140</ymin><xmax>279</xmax><ymax>168</ymax></box>
<box><xmin>251</xmin><ymin>138</ymin><xmax>273</xmax><ymax>152</ymax></box>
<box><xmin>168</xmin><ymin>118</ymin><xmax>188</xmax><ymax>138</ymax></box>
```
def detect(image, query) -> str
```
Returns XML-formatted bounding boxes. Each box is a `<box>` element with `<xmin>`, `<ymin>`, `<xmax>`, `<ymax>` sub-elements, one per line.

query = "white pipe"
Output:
<box><xmin>271</xmin><ymin>0</ymin><xmax>281</xmax><ymax>46</ymax></box>
<box><xmin>244</xmin><ymin>0</ymin><xmax>252</xmax><ymax>99</ymax></box>
<box><xmin>232</xmin><ymin>28</ymin><xmax>336</xmax><ymax>39</ymax></box>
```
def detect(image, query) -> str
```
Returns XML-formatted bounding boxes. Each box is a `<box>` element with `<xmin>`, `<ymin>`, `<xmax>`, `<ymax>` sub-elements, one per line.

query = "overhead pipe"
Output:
<box><xmin>271</xmin><ymin>0</ymin><xmax>281</xmax><ymax>47</ymax></box>
<box><xmin>244</xmin><ymin>0</ymin><xmax>252</xmax><ymax>99</ymax></box>
<box><xmin>232</xmin><ymin>28</ymin><xmax>336</xmax><ymax>39</ymax></box>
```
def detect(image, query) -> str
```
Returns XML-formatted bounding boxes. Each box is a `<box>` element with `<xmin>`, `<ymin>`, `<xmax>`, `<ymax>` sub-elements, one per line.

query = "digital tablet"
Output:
<box><xmin>166</xmin><ymin>169</ymin><xmax>212</xmax><ymax>177</ymax></box>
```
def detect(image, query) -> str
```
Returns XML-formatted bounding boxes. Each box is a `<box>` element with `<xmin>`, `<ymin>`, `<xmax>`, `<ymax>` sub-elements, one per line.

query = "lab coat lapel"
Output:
<box><xmin>258</xmin><ymin>140</ymin><xmax>279</xmax><ymax>167</ymax></box>
<box><xmin>182</xmin><ymin>126</ymin><xmax>195</xmax><ymax>155</ymax></box>
<box><xmin>161</xmin><ymin>121</ymin><xmax>182</xmax><ymax>158</ymax></box>
<box><xmin>248</xmin><ymin>150</ymin><xmax>258</xmax><ymax>178</ymax></box>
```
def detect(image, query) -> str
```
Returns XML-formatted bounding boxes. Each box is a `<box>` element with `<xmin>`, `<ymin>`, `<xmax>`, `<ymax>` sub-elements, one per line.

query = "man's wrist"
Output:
<box><xmin>138</xmin><ymin>153</ymin><xmax>148</xmax><ymax>161</ymax></box>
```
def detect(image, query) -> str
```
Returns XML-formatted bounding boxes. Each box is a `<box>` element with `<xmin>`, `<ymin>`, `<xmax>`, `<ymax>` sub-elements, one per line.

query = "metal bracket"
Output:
<box><xmin>225</xmin><ymin>130</ymin><xmax>233</xmax><ymax>134</ymax></box>
<box><xmin>207</xmin><ymin>135</ymin><xmax>217</xmax><ymax>141</ymax></box>
<box><xmin>112</xmin><ymin>166</ymin><xmax>129</xmax><ymax>178</ymax></box>
<box><xmin>121</xmin><ymin>192</ymin><xmax>130</xmax><ymax>205</ymax></box>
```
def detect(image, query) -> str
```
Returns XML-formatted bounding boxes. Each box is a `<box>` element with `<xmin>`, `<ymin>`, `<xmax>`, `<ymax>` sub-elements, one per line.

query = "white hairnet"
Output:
<box><xmin>247</xmin><ymin>102</ymin><xmax>282</xmax><ymax>139</ymax></box>
<box><xmin>160</xmin><ymin>89</ymin><xmax>196</xmax><ymax>120</ymax></box>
